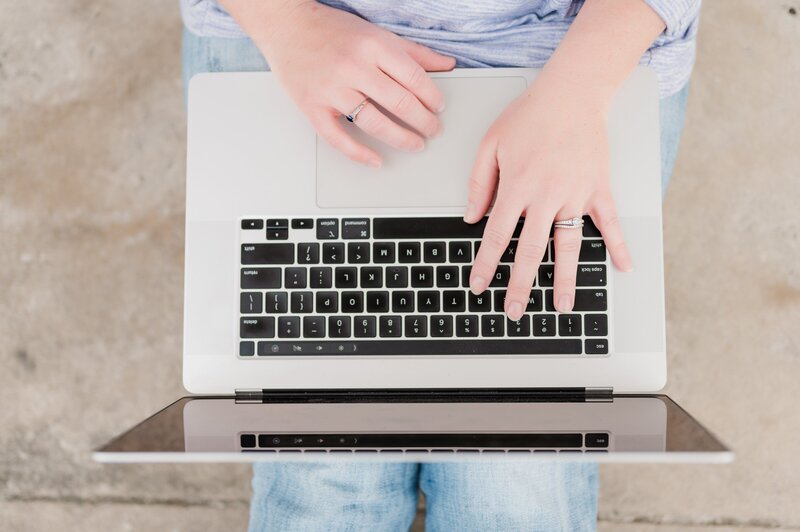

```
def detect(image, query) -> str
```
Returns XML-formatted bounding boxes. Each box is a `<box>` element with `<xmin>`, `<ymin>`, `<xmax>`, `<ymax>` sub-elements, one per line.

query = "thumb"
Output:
<box><xmin>400</xmin><ymin>39</ymin><xmax>456</xmax><ymax>72</ymax></box>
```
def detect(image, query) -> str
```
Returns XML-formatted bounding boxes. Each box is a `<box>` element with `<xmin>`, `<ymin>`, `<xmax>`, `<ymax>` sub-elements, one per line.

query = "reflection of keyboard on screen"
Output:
<box><xmin>238</xmin><ymin>431</ymin><xmax>611</xmax><ymax>454</ymax></box>
<box><xmin>237</xmin><ymin>216</ymin><xmax>610</xmax><ymax>357</ymax></box>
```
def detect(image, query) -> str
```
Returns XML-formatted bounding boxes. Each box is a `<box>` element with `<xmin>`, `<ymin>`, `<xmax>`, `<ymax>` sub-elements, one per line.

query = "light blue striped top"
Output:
<box><xmin>180</xmin><ymin>0</ymin><xmax>700</xmax><ymax>97</ymax></box>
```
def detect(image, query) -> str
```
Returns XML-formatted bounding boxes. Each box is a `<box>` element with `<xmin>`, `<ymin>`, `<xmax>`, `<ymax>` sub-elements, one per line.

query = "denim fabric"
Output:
<box><xmin>181</xmin><ymin>28</ymin><xmax>688</xmax><ymax>193</ymax></box>
<box><xmin>180</xmin><ymin>28</ymin><xmax>688</xmax><ymax>532</ymax></box>
<box><xmin>248</xmin><ymin>461</ymin><xmax>598</xmax><ymax>532</ymax></box>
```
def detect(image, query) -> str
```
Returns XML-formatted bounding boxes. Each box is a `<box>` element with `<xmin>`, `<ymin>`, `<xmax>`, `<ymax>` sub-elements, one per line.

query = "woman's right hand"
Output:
<box><xmin>237</xmin><ymin>0</ymin><xmax>456</xmax><ymax>167</ymax></box>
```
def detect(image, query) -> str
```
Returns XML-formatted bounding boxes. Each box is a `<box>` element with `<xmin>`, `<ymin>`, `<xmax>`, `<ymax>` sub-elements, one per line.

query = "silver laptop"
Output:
<box><xmin>94</xmin><ymin>67</ymin><xmax>731</xmax><ymax>462</ymax></box>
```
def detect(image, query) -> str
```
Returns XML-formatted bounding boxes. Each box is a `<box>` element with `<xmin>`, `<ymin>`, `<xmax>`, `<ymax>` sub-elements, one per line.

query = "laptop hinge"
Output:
<box><xmin>235</xmin><ymin>387</ymin><xmax>614</xmax><ymax>403</ymax></box>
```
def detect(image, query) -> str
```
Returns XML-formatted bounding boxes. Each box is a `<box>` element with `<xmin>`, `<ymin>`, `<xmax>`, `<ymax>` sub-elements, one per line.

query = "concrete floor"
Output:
<box><xmin>1</xmin><ymin>0</ymin><xmax>798</xmax><ymax>530</ymax></box>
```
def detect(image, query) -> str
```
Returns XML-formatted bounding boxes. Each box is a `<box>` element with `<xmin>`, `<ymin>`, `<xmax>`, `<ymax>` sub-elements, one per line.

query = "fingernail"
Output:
<box><xmin>507</xmin><ymin>302</ymin><xmax>522</xmax><ymax>321</ymax></box>
<box><xmin>557</xmin><ymin>294</ymin><xmax>573</xmax><ymax>313</ymax></box>
<box><xmin>463</xmin><ymin>202</ymin><xmax>477</xmax><ymax>222</ymax></box>
<box><xmin>470</xmin><ymin>276</ymin><xmax>487</xmax><ymax>294</ymax></box>
<box><xmin>368</xmin><ymin>158</ymin><xmax>382</xmax><ymax>168</ymax></box>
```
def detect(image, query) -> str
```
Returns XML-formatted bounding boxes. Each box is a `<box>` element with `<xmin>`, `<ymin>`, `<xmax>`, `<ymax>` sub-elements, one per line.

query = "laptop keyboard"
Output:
<box><xmin>238</xmin><ymin>216</ymin><xmax>610</xmax><ymax>357</ymax></box>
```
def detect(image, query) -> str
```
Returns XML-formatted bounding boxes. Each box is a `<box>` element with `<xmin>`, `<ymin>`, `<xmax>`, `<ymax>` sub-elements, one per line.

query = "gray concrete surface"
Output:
<box><xmin>1</xmin><ymin>0</ymin><xmax>798</xmax><ymax>530</ymax></box>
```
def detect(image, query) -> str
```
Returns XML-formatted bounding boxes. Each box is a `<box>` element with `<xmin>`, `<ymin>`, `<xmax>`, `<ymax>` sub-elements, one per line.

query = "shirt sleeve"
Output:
<box><xmin>642</xmin><ymin>0</ymin><xmax>702</xmax><ymax>38</ymax></box>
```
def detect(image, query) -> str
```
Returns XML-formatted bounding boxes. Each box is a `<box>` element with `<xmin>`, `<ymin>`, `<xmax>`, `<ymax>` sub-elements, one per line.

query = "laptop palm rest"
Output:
<box><xmin>315</xmin><ymin>75</ymin><xmax>527</xmax><ymax>209</ymax></box>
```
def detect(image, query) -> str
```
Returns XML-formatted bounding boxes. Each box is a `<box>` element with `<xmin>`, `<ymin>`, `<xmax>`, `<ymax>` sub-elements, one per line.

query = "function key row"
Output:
<box><xmin>241</xmin><ymin>240</ymin><xmax>607</xmax><ymax>266</ymax></box>
<box><xmin>242</xmin><ymin>216</ymin><xmax>603</xmax><ymax>239</ymax></box>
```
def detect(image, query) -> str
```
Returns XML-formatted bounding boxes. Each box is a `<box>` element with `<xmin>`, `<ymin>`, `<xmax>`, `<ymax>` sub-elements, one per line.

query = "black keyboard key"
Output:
<box><xmin>577</xmin><ymin>265</ymin><xmax>607</xmax><ymax>286</ymax></box>
<box><xmin>574</xmin><ymin>290</ymin><xmax>607</xmax><ymax>311</ymax></box>
<box><xmin>310</xmin><ymin>267</ymin><xmax>333</xmax><ymax>288</ymax></box>
<box><xmin>266</xmin><ymin>228</ymin><xmax>288</xmax><ymax>240</ymax></box>
<box><xmin>585</xmin><ymin>432</ymin><xmax>610</xmax><ymax>448</ymax></box>
<box><xmin>317</xmin><ymin>218</ymin><xmax>339</xmax><ymax>239</ymax></box>
<box><xmin>449</xmin><ymin>241</ymin><xmax>471</xmax><ymax>263</ymax></box>
<box><xmin>291</xmin><ymin>292</ymin><xmax>313</xmax><ymax>313</ymax></box>
<box><xmin>411</xmin><ymin>266</ymin><xmax>434</xmax><ymax>287</ymax></box>
<box><xmin>584</xmin><ymin>314</ymin><xmax>608</xmax><ymax>336</ymax></box>
<box><xmin>386</xmin><ymin>266</ymin><xmax>409</xmax><ymax>288</ymax></box>
<box><xmin>500</xmin><ymin>241</ymin><xmax>517</xmax><ymax>263</ymax></box>
<box><xmin>255</xmin><ymin>339</ymin><xmax>582</xmax><ymax>355</ymax></box>
<box><xmin>291</xmin><ymin>218</ymin><xmax>313</xmax><ymax>229</ymax></box>
<box><xmin>347</xmin><ymin>242</ymin><xmax>370</xmax><ymax>263</ymax></box>
<box><xmin>277</xmin><ymin>316</ymin><xmax>300</xmax><ymax>338</ymax></box>
<box><xmin>335</xmin><ymin>267</ymin><xmax>358</xmax><ymax>288</ymax></box>
<box><xmin>241</xmin><ymin>244</ymin><xmax>294</xmax><ymax>265</ymax></box>
<box><xmin>493</xmin><ymin>290</ymin><xmax>507</xmax><ymax>312</ymax></box>
<box><xmin>579</xmin><ymin>240</ymin><xmax>606</xmax><ymax>262</ymax></box>
<box><xmin>398</xmin><ymin>242</ymin><xmax>421</xmax><ymax>263</ymax></box>
<box><xmin>461</xmin><ymin>265</ymin><xmax>472</xmax><ymax>288</ymax></box>
<box><xmin>241</xmin><ymin>268</ymin><xmax>281</xmax><ymax>289</ymax></box>
<box><xmin>342</xmin><ymin>218</ymin><xmax>370</xmax><ymax>239</ymax></box>
<box><xmin>298</xmin><ymin>243</ymin><xmax>320</xmax><ymax>264</ymax></box>
<box><xmin>468</xmin><ymin>292</ymin><xmax>492</xmax><ymax>312</ymax></box>
<box><xmin>354</xmin><ymin>316</ymin><xmax>377</xmax><ymax>337</ymax></box>
<box><xmin>266</xmin><ymin>218</ymin><xmax>288</xmax><ymax>229</ymax></box>
<box><xmin>544</xmin><ymin>290</ymin><xmax>555</xmax><ymax>311</ymax></box>
<box><xmin>316</xmin><ymin>292</ymin><xmax>338</xmax><ymax>313</ymax></box>
<box><xmin>507</xmin><ymin>316</ymin><xmax>531</xmax><ymax>336</ymax></box>
<box><xmin>373</xmin><ymin>242</ymin><xmax>396</xmax><ymax>263</ymax></box>
<box><xmin>442</xmin><ymin>290</ymin><xmax>466</xmax><ymax>312</ymax></box>
<box><xmin>481</xmin><ymin>315</ymin><xmax>504</xmax><ymax>337</ymax></box>
<box><xmin>303</xmin><ymin>316</ymin><xmax>325</xmax><ymax>338</ymax></box>
<box><xmin>366</xmin><ymin>291</ymin><xmax>390</xmax><ymax>312</ymax></box>
<box><xmin>582</xmin><ymin>216</ymin><xmax>601</xmax><ymax>238</ymax></box>
<box><xmin>379</xmin><ymin>316</ymin><xmax>402</xmax><ymax>337</ymax></box>
<box><xmin>526</xmin><ymin>290</ymin><xmax>544</xmax><ymax>312</ymax></box>
<box><xmin>585</xmin><ymin>339</ymin><xmax>609</xmax><ymax>355</ymax></box>
<box><xmin>361</xmin><ymin>267</ymin><xmax>383</xmax><ymax>288</ymax></box>
<box><xmin>328</xmin><ymin>316</ymin><xmax>351</xmax><ymax>338</ymax></box>
<box><xmin>532</xmin><ymin>314</ymin><xmax>556</xmax><ymax>336</ymax></box>
<box><xmin>538</xmin><ymin>265</ymin><xmax>554</xmax><ymax>287</ymax></box>
<box><xmin>242</xmin><ymin>219</ymin><xmax>263</xmax><ymax>230</ymax></box>
<box><xmin>341</xmin><ymin>291</ymin><xmax>364</xmax><ymax>313</ymax></box>
<box><xmin>430</xmin><ymin>315</ymin><xmax>453</xmax><ymax>337</ymax></box>
<box><xmin>489</xmin><ymin>265</ymin><xmax>511</xmax><ymax>287</ymax></box>
<box><xmin>265</xmin><ymin>292</ymin><xmax>288</xmax><ymax>313</ymax></box>
<box><xmin>240</xmin><ymin>292</ymin><xmax>263</xmax><ymax>314</ymax></box>
<box><xmin>558</xmin><ymin>314</ymin><xmax>582</xmax><ymax>336</ymax></box>
<box><xmin>240</xmin><ymin>317</ymin><xmax>275</xmax><ymax>338</ymax></box>
<box><xmin>240</xmin><ymin>433</ymin><xmax>256</xmax><ymax>447</ymax></box>
<box><xmin>417</xmin><ymin>291</ymin><xmax>440</xmax><ymax>312</ymax></box>
<box><xmin>285</xmin><ymin>268</ymin><xmax>307</xmax><ymax>289</ymax></box>
<box><xmin>239</xmin><ymin>341</ymin><xmax>255</xmax><ymax>356</ymax></box>
<box><xmin>455</xmin><ymin>315</ymin><xmax>479</xmax><ymax>337</ymax></box>
<box><xmin>323</xmin><ymin>242</ymin><xmax>345</xmax><ymax>264</ymax></box>
<box><xmin>436</xmin><ymin>266</ymin><xmax>459</xmax><ymax>287</ymax></box>
<box><xmin>391</xmin><ymin>291</ymin><xmax>415</xmax><ymax>313</ymax></box>
<box><xmin>373</xmin><ymin>217</ymin><xmax>524</xmax><ymax>239</ymax></box>
<box><xmin>405</xmin><ymin>315</ymin><xmax>428</xmax><ymax>337</ymax></box>
<box><xmin>424</xmin><ymin>242</ymin><xmax>447</xmax><ymax>263</ymax></box>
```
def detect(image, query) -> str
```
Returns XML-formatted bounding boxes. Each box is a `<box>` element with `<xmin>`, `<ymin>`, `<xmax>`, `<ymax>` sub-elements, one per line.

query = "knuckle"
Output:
<box><xmin>556</xmin><ymin>238</ymin><xmax>581</xmax><ymax>254</ymax></box>
<box><xmin>406</xmin><ymin>64</ymin><xmax>426</xmax><ymax>88</ymax></box>
<box><xmin>468</xmin><ymin>175</ymin><xmax>491</xmax><ymax>197</ymax></box>
<box><xmin>482</xmin><ymin>227</ymin><xmax>509</xmax><ymax>250</ymax></box>
<box><xmin>393</xmin><ymin>91</ymin><xmax>415</xmax><ymax>116</ymax></box>
<box><xmin>516</xmin><ymin>242</ymin><xmax>546</xmax><ymax>261</ymax></box>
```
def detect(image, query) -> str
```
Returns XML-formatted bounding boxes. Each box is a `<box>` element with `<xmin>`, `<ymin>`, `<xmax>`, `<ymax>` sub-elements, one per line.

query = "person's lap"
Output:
<box><xmin>181</xmin><ymin>28</ymin><xmax>686</xmax><ymax>532</ymax></box>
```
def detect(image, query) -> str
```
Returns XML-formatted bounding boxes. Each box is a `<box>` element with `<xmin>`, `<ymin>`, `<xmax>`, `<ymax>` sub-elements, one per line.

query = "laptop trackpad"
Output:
<box><xmin>316</xmin><ymin>76</ymin><xmax>527</xmax><ymax>209</ymax></box>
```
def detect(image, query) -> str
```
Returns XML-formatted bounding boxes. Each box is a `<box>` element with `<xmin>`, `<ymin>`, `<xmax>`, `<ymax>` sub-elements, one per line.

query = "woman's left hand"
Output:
<box><xmin>464</xmin><ymin>79</ymin><xmax>634</xmax><ymax>321</ymax></box>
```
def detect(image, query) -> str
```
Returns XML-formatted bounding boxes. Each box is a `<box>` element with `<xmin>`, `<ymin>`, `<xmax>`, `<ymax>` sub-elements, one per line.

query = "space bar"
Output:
<box><xmin>255</xmin><ymin>339</ymin><xmax>582</xmax><ymax>356</ymax></box>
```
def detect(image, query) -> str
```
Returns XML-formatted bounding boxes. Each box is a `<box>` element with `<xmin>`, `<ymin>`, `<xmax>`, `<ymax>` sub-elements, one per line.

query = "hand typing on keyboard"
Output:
<box><xmin>462</xmin><ymin>1</ymin><xmax>665</xmax><ymax>321</ymax></box>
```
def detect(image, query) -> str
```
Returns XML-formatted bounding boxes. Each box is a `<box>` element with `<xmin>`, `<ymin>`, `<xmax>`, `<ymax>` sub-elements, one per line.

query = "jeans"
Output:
<box><xmin>180</xmin><ymin>28</ymin><xmax>688</xmax><ymax>532</ymax></box>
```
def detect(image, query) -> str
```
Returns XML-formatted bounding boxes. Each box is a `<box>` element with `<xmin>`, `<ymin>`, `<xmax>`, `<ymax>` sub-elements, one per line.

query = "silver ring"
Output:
<box><xmin>553</xmin><ymin>216</ymin><xmax>584</xmax><ymax>229</ymax></box>
<box><xmin>345</xmin><ymin>99</ymin><xmax>369</xmax><ymax>123</ymax></box>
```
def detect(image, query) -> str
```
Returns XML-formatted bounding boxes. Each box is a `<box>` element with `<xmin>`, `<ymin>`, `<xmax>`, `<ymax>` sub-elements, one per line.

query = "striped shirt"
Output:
<box><xmin>179</xmin><ymin>0</ymin><xmax>700</xmax><ymax>97</ymax></box>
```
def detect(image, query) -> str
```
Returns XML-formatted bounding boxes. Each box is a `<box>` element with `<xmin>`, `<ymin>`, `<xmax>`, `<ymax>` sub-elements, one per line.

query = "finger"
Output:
<box><xmin>377</xmin><ymin>48</ymin><xmax>445</xmax><ymax>113</ymax></box>
<box><xmin>464</xmin><ymin>136</ymin><xmax>499</xmax><ymax>223</ymax></box>
<box><xmin>359</xmin><ymin>71</ymin><xmax>440</xmax><ymax>138</ymax></box>
<box><xmin>311</xmin><ymin>111</ymin><xmax>381</xmax><ymax>167</ymax></box>
<box><xmin>552</xmin><ymin>207</ymin><xmax>585</xmax><ymax>313</ymax></box>
<box><xmin>470</xmin><ymin>194</ymin><xmax>523</xmax><ymax>295</ymax></box>
<box><xmin>589</xmin><ymin>192</ymin><xmax>633</xmax><ymax>272</ymax></box>
<box><xmin>397</xmin><ymin>39</ymin><xmax>456</xmax><ymax>72</ymax></box>
<box><xmin>504</xmin><ymin>208</ymin><xmax>554</xmax><ymax>321</ymax></box>
<box><xmin>333</xmin><ymin>89</ymin><xmax>425</xmax><ymax>152</ymax></box>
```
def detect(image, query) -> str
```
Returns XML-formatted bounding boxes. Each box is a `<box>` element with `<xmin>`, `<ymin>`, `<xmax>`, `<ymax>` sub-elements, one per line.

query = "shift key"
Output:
<box><xmin>241</xmin><ymin>243</ymin><xmax>294</xmax><ymax>264</ymax></box>
<box><xmin>579</xmin><ymin>240</ymin><xmax>606</xmax><ymax>262</ymax></box>
<box><xmin>241</xmin><ymin>268</ymin><xmax>281</xmax><ymax>289</ymax></box>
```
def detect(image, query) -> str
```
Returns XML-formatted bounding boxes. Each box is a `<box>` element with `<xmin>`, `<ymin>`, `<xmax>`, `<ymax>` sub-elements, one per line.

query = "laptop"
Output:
<box><xmin>94</xmin><ymin>67</ymin><xmax>731</xmax><ymax>462</ymax></box>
